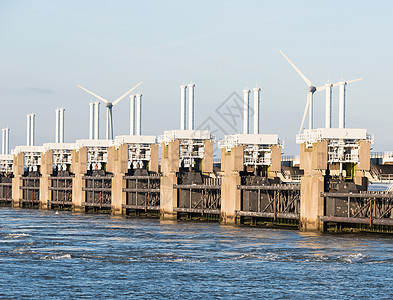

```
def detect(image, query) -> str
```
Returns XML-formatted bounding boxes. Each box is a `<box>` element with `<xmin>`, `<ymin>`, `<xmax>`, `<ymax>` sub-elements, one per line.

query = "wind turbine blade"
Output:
<box><xmin>316</xmin><ymin>85</ymin><xmax>327</xmax><ymax>92</ymax></box>
<box><xmin>77</xmin><ymin>85</ymin><xmax>109</xmax><ymax>104</ymax></box>
<box><xmin>279</xmin><ymin>50</ymin><xmax>312</xmax><ymax>87</ymax></box>
<box><xmin>298</xmin><ymin>92</ymin><xmax>311</xmax><ymax>135</ymax></box>
<box><xmin>112</xmin><ymin>81</ymin><xmax>143</xmax><ymax>106</ymax></box>
<box><xmin>346</xmin><ymin>78</ymin><xmax>363</xmax><ymax>84</ymax></box>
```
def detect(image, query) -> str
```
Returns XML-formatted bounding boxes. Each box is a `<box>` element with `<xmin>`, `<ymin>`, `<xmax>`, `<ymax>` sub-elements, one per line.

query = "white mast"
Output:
<box><xmin>136</xmin><ymin>93</ymin><xmax>142</xmax><ymax>135</ymax></box>
<box><xmin>253</xmin><ymin>86</ymin><xmax>261</xmax><ymax>134</ymax></box>
<box><xmin>325</xmin><ymin>83</ymin><xmax>332</xmax><ymax>128</ymax></box>
<box><xmin>94</xmin><ymin>101</ymin><xmax>100</xmax><ymax>139</ymax></box>
<box><xmin>188</xmin><ymin>82</ymin><xmax>195</xmax><ymax>130</ymax></box>
<box><xmin>59</xmin><ymin>108</ymin><xmax>64</xmax><ymax>143</ymax></box>
<box><xmin>55</xmin><ymin>108</ymin><xmax>60</xmax><ymax>143</ymax></box>
<box><xmin>180</xmin><ymin>84</ymin><xmax>187</xmax><ymax>130</ymax></box>
<box><xmin>1</xmin><ymin>129</ymin><xmax>5</xmax><ymax>155</ymax></box>
<box><xmin>89</xmin><ymin>102</ymin><xmax>94</xmax><ymax>140</ymax></box>
<box><xmin>5</xmin><ymin>127</ymin><xmax>9</xmax><ymax>155</ymax></box>
<box><xmin>243</xmin><ymin>88</ymin><xmax>250</xmax><ymax>134</ymax></box>
<box><xmin>26</xmin><ymin>114</ymin><xmax>31</xmax><ymax>146</ymax></box>
<box><xmin>130</xmin><ymin>94</ymin><xmax>135</xmax><ymax>135</ymax></box>
<box><xmin>30</xmin><ymin>113</ymin><xmax>35</xmax><ymax>146</ymax></box>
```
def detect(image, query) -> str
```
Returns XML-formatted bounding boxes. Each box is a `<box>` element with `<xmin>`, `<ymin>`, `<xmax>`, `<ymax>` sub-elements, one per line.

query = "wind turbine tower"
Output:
<box><xmin>77</xmin><ymin>81</ymin><xmax>142</xmax><ymax>140</ymax></box>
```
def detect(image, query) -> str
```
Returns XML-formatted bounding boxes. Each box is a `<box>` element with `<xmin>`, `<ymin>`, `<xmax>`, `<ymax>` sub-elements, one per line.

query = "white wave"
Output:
<box><xmin>40</xmin><ymin>253</ymin><xmax>72</xmax><ymax>260</ymax></box>
<box><xmin>4</xmin><ymin>233</ymin><xmax>30</xmax><ymax>239</ymax></box>
<box><xmin>339</xmin><ymin>253</ymin><xmax>367</xmax><ymax>263</ymax></box>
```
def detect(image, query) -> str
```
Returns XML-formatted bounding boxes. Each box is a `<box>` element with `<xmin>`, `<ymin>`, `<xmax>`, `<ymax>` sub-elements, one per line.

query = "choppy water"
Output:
<box><xmin>1</xmin><ymin>208</ymin><xmax>393</xmax><ymax>299</ymax></box>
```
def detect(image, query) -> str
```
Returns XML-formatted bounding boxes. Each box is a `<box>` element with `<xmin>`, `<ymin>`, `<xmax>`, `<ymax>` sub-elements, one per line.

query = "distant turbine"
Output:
<box><xmin>279</xmin><ymin>50</ymin><xmax>326</xmax><ymax>134</ymax></box>
<box><xmin>77</xmin><ymin>81</ymin><xmax>143</xmax><ymax>140</ymax></box>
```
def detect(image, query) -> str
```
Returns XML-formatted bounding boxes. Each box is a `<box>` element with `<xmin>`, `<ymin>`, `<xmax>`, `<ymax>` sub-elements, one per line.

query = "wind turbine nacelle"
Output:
<box><xmin>309</xmin><ymin>86</ymin><xmax>316</xmax><ymax>93</ymax></box>
<box><xmin>106</xmin><ymin>103</ymin><xmax>113</xmax><ymax>108</ymax></box>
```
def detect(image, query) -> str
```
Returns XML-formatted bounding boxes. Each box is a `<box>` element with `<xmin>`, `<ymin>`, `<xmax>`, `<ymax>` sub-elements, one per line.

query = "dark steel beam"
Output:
<box><xmin>122</xmin><ymin>204</ymin><xmax>160</xmax><ymax>211</ymax></box>
<box><xmin>173</xmin><ymin>184</ymin><xmax>221</xmax><ymax>190</ymax></box>
<box><xmin>236</xmin><ymin>211</ymin><xmax>299</xmax><ymax>220</ymax></box>
<box><xmin>238</xmin><ymin>185</ymin><xmax>300</xmax><ymax>191</ymax></box>
<box><xmin>173</xmin><ymin>207</ymin><xmax>220</xmax><ymax>214</ymax></box>
<box><xmin>122</xmin><ymin>188</ymin><xmax>160</xmax><ymax>193</ymax></box>
<box><xmin>322</xmin><ymin>192</ymin><xmax>393</xmax><ymax>199</ymax></box>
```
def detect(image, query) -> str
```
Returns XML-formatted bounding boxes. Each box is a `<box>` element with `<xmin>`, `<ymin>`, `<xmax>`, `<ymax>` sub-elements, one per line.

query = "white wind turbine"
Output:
<box><xmin>279</xmin><ymin>50</ymin><xmax>327</xmax><ymax>134</ymax></box>
<box><xmin>77</xmin><ymin>81</ymin><xmax>143</xmax><ymax>140</ymax></box>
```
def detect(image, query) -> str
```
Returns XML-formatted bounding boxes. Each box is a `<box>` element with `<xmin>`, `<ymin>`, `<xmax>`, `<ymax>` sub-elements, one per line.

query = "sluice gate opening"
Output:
<box><xmin>0</xmin><ymin>154</ymin><xmax>13</xmax><ymax>206</ymax></box>
<box><xmin>20</xmin><ymin>172</ymin><xmax>40</xmax><ymax>208</ymax></box>
<box><xmin>174</xmin><ymin>172</ymin><xmax>221</xmax><ymax>221</ymax></box>
<box><xmin>123</xmin><ymin>173</ymin><xmax>160</xmax><ymax>216</ymax></box>
<box><xmin>321</xmin><ymin>190</ymin><xmax>393</xmax><ymax>233</ymax></box>
<box><xmin>83</xmin><ymin>170</ymin><xmax>113</xmax><ymax>213</ymax></box>
<box><xmin>49</xmin><ymin>171</ymin><xmax>73</xmax><ymax>210</ymax></box>
<box><xmin>0</xmin><ymin>176</ymin><xmax>12</xmax><ymax>205</ymax></box>
<box><xmin>237</xmin><ymin>174</ymin><xmax>300</xmax><ymax>227</ymax></box>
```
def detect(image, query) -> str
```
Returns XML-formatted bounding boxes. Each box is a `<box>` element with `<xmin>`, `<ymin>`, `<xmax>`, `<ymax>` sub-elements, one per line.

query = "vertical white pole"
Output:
<box><xmin>94</xmin><ymin>101</ymin><xmax>100</xmax><ymax>139</ymax></box>
<box><xmin>5</xmin><ymin>128</ymin><xmax>9</xmax><ymax>155</ymax></box>
<box><xmin>136</xmin><ymin>93</ymin><xmax>142</xmax><ymax>135</ymax></box>
<box><xmin>253</xmin><ymin>87</ymin><xmax>261</xmax><ymax>134</ymax></box>
<box><xmin>338</xmin><ymin>82</ymin><xmax>345</xmax><ymax>129</ymax></box>
<box><xmin>55</xmin><ymin>108</ymin><xmax>59</xmax><ymax>143</ymax></box>
<box><xmin>188</xmin><ymin>82</ymin><xmax>195</xmax><ymax>130</ymax></box>
<box><xmin>130</xmin><ymin>95</ymin><xmax>135</xmax><ymax>135</ymax></box>
<box><xmin>2</xmin><ymin>129</ymin><xmax>5</xmax><ymax>155</ymax></box>
<box><xmin>89</xmin><ymin>102</ymin><xmax>94</xmax><ymax>140</ymax></box>
<box><xmin>325</xmin><ymin>84</ymin><xmax>332</xmax><ymax>128</ymax></box>
<box><xmin>105</xmin><ymin>107</ymin><xmax>109</xmax><ymax>140</ymax></box>
<box><xmin>30</xmin><ymin>113</ymin><xmax>35</xmax><ymax>146</ymax></box>
<box><xmin>309</xmin><ymin>93</ymin><xmax>313</xmax><ymax>130</ymax></box>
<box><xmin>27</xmin><ymin>114</ymin><xmax>31</xmax><ymax>146</ymax></box>
<box><xmin>243</xmin><ymin>89</ymin><xmax>250</xmax><ymax>134</ymax></box>
<box><xmin>60</xmin><ymin>108</ymin><xmax>64</xmax><ymax>143</ymax></box>
<box><xmin>180</xmin><ymin>84</ymin><xmax>187</xmax><ymax>130</ymax></box>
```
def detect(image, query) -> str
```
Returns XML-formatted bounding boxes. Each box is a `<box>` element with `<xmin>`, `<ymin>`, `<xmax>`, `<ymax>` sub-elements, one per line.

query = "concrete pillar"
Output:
<box><xmin>299</xmin><ymin>141</ymin><xmax>327</xmax><ymax>231</ymax></box>
<box><xmin>107</xmin><ymin>144</ymin><xmax>128</xmax><ymax>215</ymax></box>
<box><xmin>268</xmin><ymin>145</ymin><xmax>282</xmax><ymax>179</ymax></box>
<box><xmin>12</xmin><ymin>152</ymin><xmax>24</xmax><ymax>208</ymax></box>
<box><xmin>160</xmin><ymin>140</ymin><xmax>179</xmax><ymax>220</ymax></box>
<box><xmin>220</xmin><ymin>145</ymin><xmax>243</xmax><ymax>224</ymax></box>
<box><xmin>39</xmin><ymin>150</ymin><xmax>53</xmax><ymax>210</ymax></box>
<box><xmin>71</xmin><ymin>147</ymin><xmax>87</xmax><ymax>212</ymax></box>
<box><xmin>354</xmin><ymin>140</ymin><xmax>371</xmax><ymax>189</ymax></box>
<box><xmin>201</xmin><ymin>140</ymin><xmax>213</xmax><ymax>174</ymax></box>
<box><xmin>149</xmin><ymin>144</ymin><xmax>159</xmax><ymax>173</ymax></box>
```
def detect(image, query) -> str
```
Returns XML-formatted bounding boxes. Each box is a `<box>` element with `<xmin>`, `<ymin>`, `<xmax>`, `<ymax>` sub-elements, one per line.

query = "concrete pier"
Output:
<box><xmin>220</xmin><ymin>145</ymin><xmax>243</xmax><ymax>224</ymax></box>
<box><xmin>160</xmin><ymin>139</ymin><xmax>179</xmax><ymax>220</ymax></box>
<box><xmin>107</xmin><ymin>144</ymin><xmax>128</xmax><ymax>215</ymax></box>
<box><xmin>299</xmin><ymin>141</ymin><xmax>327</xmax><ymax>231</ymax></box>
<box><xmin>39</xmin><ymin>150</ymin><xmax>52</xmax><ymax>210</ymax></box>
<box><xmin>71</xmin><ymin>147</ymin><xmax>87</xmax><ymax>213</ymax></box>
<box><xmin>12</xmin><ymin>152</ymin><xmax>24</xmax><ymax>208</ymax></box>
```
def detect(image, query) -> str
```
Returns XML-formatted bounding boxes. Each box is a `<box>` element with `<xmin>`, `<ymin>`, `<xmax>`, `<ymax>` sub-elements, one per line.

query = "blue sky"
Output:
<box><xmin>0</xmin><ymin>0</ymin><xmax>392</xmax><ymax>154</ymax></box>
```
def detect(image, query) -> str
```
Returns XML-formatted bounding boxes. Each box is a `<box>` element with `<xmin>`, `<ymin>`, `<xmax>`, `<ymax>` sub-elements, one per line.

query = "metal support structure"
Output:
<box><xmin>237</xmin><ymin>184</ymin><xmax>301</xmax><ymax>221</ymax></box>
